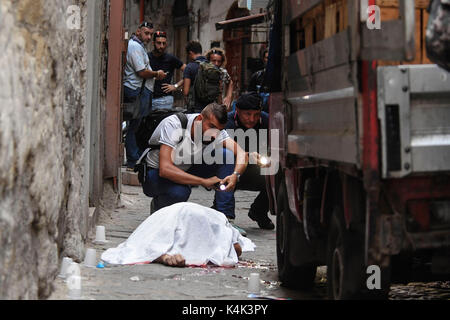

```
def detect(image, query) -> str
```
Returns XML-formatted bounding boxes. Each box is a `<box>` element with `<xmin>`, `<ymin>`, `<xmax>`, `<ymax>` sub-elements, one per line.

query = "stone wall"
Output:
<box><xmin>0</xmin><ymin>0</ymin><xmax>90</xmax><ymax>299</ymax></box>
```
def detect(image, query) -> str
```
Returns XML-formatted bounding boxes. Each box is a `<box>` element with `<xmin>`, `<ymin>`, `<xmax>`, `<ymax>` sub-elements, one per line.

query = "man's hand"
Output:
<box><xmin>220</xmin><ymin>174</ymin><xmax>238</xmax><ymax>192</ymax></box>
<box><xmin>162</xmin><ymin>83</ymin><xmax>176</xmax><ymax>93</ymax></box>
<box><xmin>155</xmin><ymin>70</ymin><xmax>167</xmax><ymax>80</ymax></box>
<box><xmin>201</xmin><ymin>176</ymin><xmax>221</xmax><ymax>190</ymax></box>
<box><xmin>250</xmin><ymin>152</ymin><xmax>271</xmax><ymax>168</ymax></box>
<box><xmin>223</xmin><ymin>96</ymin><xmax>232</xmax><ymax>111</ymax></box>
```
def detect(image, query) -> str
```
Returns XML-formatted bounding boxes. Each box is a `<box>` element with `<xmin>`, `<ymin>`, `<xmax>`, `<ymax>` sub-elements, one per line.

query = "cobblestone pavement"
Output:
<box><xmin>49</xmin><ymin>185</ymin><xmax>449</xmax><ymax>300</ymax></box>
<box><xmin>49</xmin><ymin>185</ymin><xmax>327</xmax><ymax>300</ymax></box>
<box><xmin>390</xmin><ymin>282</ymin><xmax>450</xmax><ymax>300</ymax></box>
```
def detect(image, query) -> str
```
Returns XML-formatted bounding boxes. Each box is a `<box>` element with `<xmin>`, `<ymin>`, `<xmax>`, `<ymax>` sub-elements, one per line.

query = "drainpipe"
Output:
<box><xmin>140</xmin><ymin>0</ymin><xmax>145</xmax><ymax>23</ymax></box>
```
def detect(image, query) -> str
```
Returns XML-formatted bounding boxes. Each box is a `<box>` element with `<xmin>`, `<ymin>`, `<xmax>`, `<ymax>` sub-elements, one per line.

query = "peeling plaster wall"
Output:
<box><xmin>0</xmin><ymin>0</ymin><xmax>89</xmax><ymax>299</ymax></box>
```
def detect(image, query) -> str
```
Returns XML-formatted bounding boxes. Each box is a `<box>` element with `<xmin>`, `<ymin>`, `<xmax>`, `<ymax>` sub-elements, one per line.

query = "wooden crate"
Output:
<box><xmin>376</xmin><ymin>0</ymin><xmax>429</xmax><ymax>9</ymax></box>
<box><xmin>315</xmin><ymin>4</ymin><xmax>326</xmax><ymax>43</ymax></box>
<box><xmin>324</xmin><ymin>1</ymin><xmax>337</xmax><ymax>39</ymax></box>
<box><xmin>302</xmin><ymin>4</ymin><xmax>326</xmax><ymax>46</ymax></box>
<box><xmin>324</xmin><ymin>0</ymin><xmax>348</xmax><ymax>39</ymax></box>
<box><xmin>338</xmin><ymin>0</ymin><xmax>348</xmax><ymax>32</ymax></box>
<box><xmin>422</xmin><ymin>9</ymin><xmax>432</xmax><ymax>64</ymax></box>
<box><xmin>302</xmin><ymin>11</ymin><xmax>315</xmax><ymax>47</ymax></box>
<box><xmin>293</xmin><ymin>0</ymin><xmax>350</xmax><ymax>48</ymax></box>
<box><xmin>377</xmin><ymin>0</ymin><xmax>432</xmax><ymax>65</ymax></box>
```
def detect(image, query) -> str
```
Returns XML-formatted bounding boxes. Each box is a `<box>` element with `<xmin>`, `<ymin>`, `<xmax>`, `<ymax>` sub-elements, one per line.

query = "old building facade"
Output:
<box><xmin>125</xmin><ymin>0</ymin><xmax>270</xmax><ymax>98</ymax></box>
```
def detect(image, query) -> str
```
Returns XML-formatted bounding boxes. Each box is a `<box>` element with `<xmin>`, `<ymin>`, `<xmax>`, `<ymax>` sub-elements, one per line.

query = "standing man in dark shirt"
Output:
<box><xmin>183</xmin><ymin>41</ymin><xmax>209</xmax><ymax>113</ymax></box>
<box><xmin>149</xmin><ymin>31</ymin><xmax>186</xmax><ymax>110</ymax></box>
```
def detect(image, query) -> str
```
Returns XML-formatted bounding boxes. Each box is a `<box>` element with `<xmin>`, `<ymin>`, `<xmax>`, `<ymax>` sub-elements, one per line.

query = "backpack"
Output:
<box><xmin>134</xmin><ymin>111</ymin><xmax>188</xmax><ymax>184</ymax></box>
<box><xmin>193</xmin><ymin>61</ymin><xmax>222</xmax><ymax>104</ymax></box>
<box><xmin>135</xmin><ymin>110</ymin><xmax>188</xmax><ymax>152</ymax></box>
<box><xmin>426</xmin><ymin>0</ymin><xmax>450</xmax><ymax>71</ymax></box>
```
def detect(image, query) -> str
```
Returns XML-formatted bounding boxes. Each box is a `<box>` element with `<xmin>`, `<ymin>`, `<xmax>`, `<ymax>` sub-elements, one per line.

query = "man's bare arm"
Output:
<box><xmin>158</xmin><ymin>144</ymin><xmax>220</xmax><ymax>188</ymax></box>
<box><xmin>221</xmin><ymin>138</ymin><xmax>248</xmax><ymax>192</ymax></box>
<box><xmin>183</xmin><ymin>77</ymin><xmax>191</xmax><ymax>98</ymax></box>
<box><xmin>137</xmin><ymin>69</ymin><xmax>166</xmax><ymax>80</ymax></box>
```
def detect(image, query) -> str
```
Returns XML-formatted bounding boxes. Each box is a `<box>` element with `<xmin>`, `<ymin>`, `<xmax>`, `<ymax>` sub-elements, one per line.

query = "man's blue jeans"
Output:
<box><xmin>142</xmin><ymin>148</ymin><xmax>236</xmax><ymax>219</ymax></box>
<box><xmin>152</xmin><ymin>95</ymin><xmax>174</xmax><ymax>110</ymax></box>
<box><xmin>123</xmin><ymin>85</ymin><xmax>152</xmax><ymax>168</ymax></box>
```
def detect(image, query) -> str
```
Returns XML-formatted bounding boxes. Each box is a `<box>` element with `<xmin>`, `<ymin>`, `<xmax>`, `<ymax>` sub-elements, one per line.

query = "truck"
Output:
<box><xmin>265</xmin><ymin>0</ymin><xmax>450</xmax><ymax>299</ymax></box>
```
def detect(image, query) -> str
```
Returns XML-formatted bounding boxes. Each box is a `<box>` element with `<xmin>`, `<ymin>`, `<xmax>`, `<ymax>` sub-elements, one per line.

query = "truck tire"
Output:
<box><xmin>326</xmin><ymin>206</ymin><xmax>390</xmax><ymax>299</ymax></box>
<box><xmin>276</xmin><ymin>182</ymin><xmax>317</xmax><ymax>290</ymax></box>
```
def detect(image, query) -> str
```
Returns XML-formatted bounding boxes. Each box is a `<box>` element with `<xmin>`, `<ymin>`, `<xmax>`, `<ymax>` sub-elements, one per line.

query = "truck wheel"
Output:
<box><xmin>326</xmin><ymin>206</ymin><xmax>390</xmax><ymax>299</ymax></box>
<box><xmin>276</xmin><ymin>183</ymin><xmax>317</xmax><ymax>290</ymax></box>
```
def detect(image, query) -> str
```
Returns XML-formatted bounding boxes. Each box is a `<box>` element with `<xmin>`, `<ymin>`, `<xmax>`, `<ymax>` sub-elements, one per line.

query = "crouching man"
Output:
<box><xmin>222</xmin><ymin>92</ymin><xmax>275</xmax><ymax>230</ymax></box>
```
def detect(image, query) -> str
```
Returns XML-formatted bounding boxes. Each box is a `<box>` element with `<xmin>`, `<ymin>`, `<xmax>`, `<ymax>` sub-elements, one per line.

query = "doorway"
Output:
<box><xmin>173</xmin><ymin>0</ymin><xmax>189</xmax><ymax>108</ymax></box>
<box><xmin>223</xmin><ymin>1</ymin><xmax>250</xmax><ymax>97</ymax></box>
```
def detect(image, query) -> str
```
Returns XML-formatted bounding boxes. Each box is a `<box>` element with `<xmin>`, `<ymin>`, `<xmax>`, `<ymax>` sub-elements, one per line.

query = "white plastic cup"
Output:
<box><xmin>83</xmin><ymin>248</ymin><xmax>97</xmax><ymax>268</ymax></box>
<box><xmin>248</xmin><ymin>273</ymin><xmax>260</xmax><ymax>294</ymax></box>
<box><xmin>95</xmin><ymin>226</ymin><xmax>106</xmax><ymax>243</ymax></box>
<box><xmin>58</xmin><ymin>257</ymin><xmax>73</xmax><ymax>279</ymax></box>
<box><xmin>67</xmin><ymin>275</ymin><xmax>82</xmax><ymax>300</ymax></box>
<box><xmin>66</xmin><ymin>262</ymin><xmax>81</xmax><ymax>278</ymax></box>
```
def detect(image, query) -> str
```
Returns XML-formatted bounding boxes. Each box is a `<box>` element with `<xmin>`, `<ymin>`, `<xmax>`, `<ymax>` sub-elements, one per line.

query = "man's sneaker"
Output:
<box><xmin>248</xmin><ymin>211</ymin><xmax>275</xmax><ymax>230</ymax></box>
<box><xmin>228</xmin><ymin>218</ymin><xmax>247</xmax><ymax>237</ymax></box>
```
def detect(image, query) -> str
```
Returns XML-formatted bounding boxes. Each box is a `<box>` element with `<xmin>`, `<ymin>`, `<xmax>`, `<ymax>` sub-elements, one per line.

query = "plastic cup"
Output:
<box><xmin>58</xmin><ymin>257</ymin><xmax>73</xmax><ymax>279</ymax></box>
<box><xmin>94</xmin><ymin>226</ymin><xmax>106</xmax><ymax>243</ymax></box>
<box><xmin>83</xmin><ymin>248</ymin><xmax>97</xmax><ymax>268</ymax></box>
<box><xmin>67</xmin><ymin>275</ymin><xmax>82</xmax><ymax>300</ymax></box>
<box><xmin>66</xmin><ymin>262</ymin><xmax>81</xmax><ymax>281</ymax></box>
<box><xmin>248</xmin><ymin>273</ymin><xmax>260</xmax><ymax>294</ymax></box>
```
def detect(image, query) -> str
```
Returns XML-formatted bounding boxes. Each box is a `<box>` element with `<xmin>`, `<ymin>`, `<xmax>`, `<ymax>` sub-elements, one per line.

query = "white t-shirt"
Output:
<box><xmin>145</xmin><ymin>113</ymin><xmax>230</xmax><ymax>171</ymax></box>
<box><xmin>123</xmin><ymin>37</ymin><xmax>155</xmax><ymax>92</ymax></box>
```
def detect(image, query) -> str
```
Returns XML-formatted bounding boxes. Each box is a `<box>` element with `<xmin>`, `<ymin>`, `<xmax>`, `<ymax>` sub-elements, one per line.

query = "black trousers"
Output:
<box><xmin>237</xmin><ymin>164</ymin><xmax>269</xmax><ymax>218</ymax></box>
<box><xmin>213</xmin><ymin>164</ymin><xmax>269</xmax><ymax>219</ymax></box>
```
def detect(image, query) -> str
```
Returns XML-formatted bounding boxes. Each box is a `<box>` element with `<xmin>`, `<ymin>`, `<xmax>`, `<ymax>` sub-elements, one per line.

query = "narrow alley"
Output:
<box><xmin>1</xmin><ymin>0</ymin><xmax>450</xmax><ymax>303</ymax></box>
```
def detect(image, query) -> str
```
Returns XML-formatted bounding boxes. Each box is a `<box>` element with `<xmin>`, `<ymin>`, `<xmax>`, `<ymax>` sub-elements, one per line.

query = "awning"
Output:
<box><xmin>215</xmin><ymin>13</ymin><xmax>267</xmax><ymax>31</ymax></box>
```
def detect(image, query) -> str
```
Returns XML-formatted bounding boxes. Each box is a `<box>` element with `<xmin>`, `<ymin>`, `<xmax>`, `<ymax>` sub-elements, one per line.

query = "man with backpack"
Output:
<box><xmin>183</xmin><ymin>41</ymin><xmax>222</xmax><ymax>113</ymax></box>
<box><xmin>138</xmin><ymin>103</ymin><xmax>249</xmax><ymax>235</ymax></box>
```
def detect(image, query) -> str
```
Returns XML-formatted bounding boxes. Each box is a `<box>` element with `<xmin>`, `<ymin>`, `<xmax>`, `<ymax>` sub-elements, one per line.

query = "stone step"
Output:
<box><xmin>121</xmin><ymin>168</ymin><xmax>140</xmax><ymax>186</ymax></box>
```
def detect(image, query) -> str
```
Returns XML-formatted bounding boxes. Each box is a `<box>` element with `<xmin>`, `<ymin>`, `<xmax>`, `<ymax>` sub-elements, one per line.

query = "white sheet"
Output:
<box><xmin>101</xmin><ymin>202</ymin><xmax>256</xmax><ymax>266</ymax></box>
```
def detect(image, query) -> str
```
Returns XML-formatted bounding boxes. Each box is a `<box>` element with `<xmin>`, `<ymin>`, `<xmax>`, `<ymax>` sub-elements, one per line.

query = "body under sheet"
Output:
<box><xmin>101</xmin><ymin>202</ymin><xmax>256</xmax><ymax>266</ymax></box>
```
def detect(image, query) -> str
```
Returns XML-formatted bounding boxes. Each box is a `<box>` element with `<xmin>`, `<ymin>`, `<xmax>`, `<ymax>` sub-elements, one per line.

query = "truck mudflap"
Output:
<box><xmin>368</xmin><ymin>211</ymin><xmax>450</xmax><ymax>266</ymax></box>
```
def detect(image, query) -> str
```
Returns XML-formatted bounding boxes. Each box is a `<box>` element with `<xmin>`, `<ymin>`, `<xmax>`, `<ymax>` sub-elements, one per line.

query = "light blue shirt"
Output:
<box><xmin>123</xmin><ymin>37</ymin><xmax>154</xmax><ymax>92</ymax></box>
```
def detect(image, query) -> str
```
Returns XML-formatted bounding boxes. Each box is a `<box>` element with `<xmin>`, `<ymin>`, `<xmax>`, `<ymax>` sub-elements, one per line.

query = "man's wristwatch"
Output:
<box><xmin>174</xmin><ymin>83</ymin><xmax>179</xmax><ymax>89</ymax></box>
<box><xmin>233</xmin><ymin>171</ymin><xmax>241</xmax><ymax>182</ymax></box>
